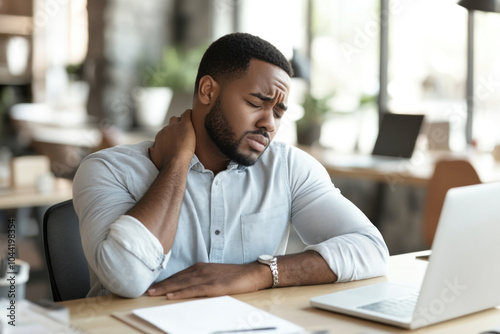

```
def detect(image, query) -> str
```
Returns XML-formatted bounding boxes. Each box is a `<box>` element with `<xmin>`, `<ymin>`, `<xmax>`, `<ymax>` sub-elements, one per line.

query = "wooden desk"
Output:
<box><xmin>0</xmin><ymin>178</ymin><xmax>72</xmax><ymax>210</ymax></box>
<box><xmin>60</xmin><ymin>251</ymin><xmax>500</xmax><ymax>333</ymax></box>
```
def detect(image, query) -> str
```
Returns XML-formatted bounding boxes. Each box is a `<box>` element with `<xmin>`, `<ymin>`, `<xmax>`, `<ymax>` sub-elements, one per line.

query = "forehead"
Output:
<box><xmin>226</xmin><ymin>59</ymin><xmax>291</xmax><ymax>98</ymax></box>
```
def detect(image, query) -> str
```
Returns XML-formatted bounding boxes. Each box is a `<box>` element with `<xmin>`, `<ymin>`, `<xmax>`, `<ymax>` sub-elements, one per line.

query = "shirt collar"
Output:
<box><xmin>228</xmin><ymin>160</ymin><xmax>248</xmax><ymax>172</ymax></box>
<box><xmin>188</xmin><ymin>154</ymin><xmax>204</xmax><ymax>172</ymax></box>
<box><xmin>189</xmin><ymin>154</ymin><xmax>248</xmax><ymax>173</ymax></box>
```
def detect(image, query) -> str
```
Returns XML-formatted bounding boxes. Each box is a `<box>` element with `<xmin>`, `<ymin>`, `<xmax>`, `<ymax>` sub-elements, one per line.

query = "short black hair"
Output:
<box><xmin>194</xmin><ymin>33</ymin><xmax>293</xmax><ymax>93</ymax></box>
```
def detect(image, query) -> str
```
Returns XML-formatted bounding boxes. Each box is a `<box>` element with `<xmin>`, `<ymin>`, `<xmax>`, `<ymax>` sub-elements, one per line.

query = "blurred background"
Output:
<box><xmin>0</xmin><ymin>0</ymin><xmax>499</xmax><ymax>301</ymax></box>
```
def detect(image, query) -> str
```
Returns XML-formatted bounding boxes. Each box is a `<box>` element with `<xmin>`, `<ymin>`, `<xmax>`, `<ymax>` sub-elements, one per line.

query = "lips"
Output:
<box><xmin>246</xmin><ymin>134</ymin><xmax>269</xmax><ymax>152</ymax></box>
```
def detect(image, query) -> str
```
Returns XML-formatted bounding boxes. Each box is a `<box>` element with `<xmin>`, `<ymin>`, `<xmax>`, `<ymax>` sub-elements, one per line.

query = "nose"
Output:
<box><xmin>256</xmin><ymin>108</ymin><xmax>277</xmax><ymax>133</ymax></box>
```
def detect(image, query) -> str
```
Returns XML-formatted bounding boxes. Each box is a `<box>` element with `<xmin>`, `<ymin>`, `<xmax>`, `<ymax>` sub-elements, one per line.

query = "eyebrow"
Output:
<box><xmin>249</xmin><ymin>93</ymin><xmax>288</xmax><ymax>111</ymax></box>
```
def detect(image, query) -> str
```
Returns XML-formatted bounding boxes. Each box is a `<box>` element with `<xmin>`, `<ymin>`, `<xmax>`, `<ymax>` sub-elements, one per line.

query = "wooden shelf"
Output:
<box><xmin>0</xmin><ymin>15</ymin><xmax>33</xmax><ymax>36</ymax></box>
<box><xmin>0</xmin><ymin>3</ymin><xmax>34</xmax><ymax>86</ymax></box>
<box><xmin>0</xmin><ymin>67</ymin><xmax>32</xmax><ymax>85</ymax></box>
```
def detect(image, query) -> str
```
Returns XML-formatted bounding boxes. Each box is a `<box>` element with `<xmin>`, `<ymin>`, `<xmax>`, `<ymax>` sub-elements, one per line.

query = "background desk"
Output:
<box><xmin>60</xmin><ymin>251</ymin><xmax>500</xmax><ymax>333</ymax></box>
<box><xmin>301</xmin><ymin>146</ymin><xmax>500</xmax><ymax>253</ymax></box>
<box><xmin>0</xmin><ymin>178</ymin><xmax>72</xmax><ymax>210</ymax></box>
<box><xmin>301</xmin><ymin>146</ymin><xmax>500</xmax><ymax>188</ymax></box>
<box><xmin>0</xmin><ymin>178</ymin><xmax>73</xmax><ymax>300</ymax></box>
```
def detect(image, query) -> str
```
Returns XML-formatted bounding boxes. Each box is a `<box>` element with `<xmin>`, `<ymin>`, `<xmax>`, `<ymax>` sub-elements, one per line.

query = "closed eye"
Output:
<box><xmin>246</xmin><ymin>100</ymin><xmax>260</xmax><ymax>108</ymax></box>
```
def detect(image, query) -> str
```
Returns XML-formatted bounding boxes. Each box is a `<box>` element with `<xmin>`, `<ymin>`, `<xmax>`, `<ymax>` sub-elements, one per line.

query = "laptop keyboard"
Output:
<box><xmin>358</xmin><ymin>293</ymin><xmax>419</xmax><ymax>319</ymax></box>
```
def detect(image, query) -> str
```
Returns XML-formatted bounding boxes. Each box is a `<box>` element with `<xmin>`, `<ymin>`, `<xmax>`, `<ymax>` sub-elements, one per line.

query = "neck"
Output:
<box><xmin>193</xmin><ymin>117</ymin><xmax>229</xmax><ymax>175</ymax></box>
<box><xmin>195</xmin><ymin>144</ymin><xmax>229</xmax><ymax>175</ymax></box>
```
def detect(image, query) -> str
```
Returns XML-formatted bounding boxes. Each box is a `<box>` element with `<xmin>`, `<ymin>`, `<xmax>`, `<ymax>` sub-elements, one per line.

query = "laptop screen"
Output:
<box><xmin>372</xmin><ymin>113</ymin><xmax>424</xmax><ymax>158</ymax></box>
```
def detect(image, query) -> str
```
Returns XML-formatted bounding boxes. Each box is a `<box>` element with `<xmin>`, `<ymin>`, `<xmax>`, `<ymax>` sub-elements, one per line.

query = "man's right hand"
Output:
<box><xmin>128</xmin><ymin>109</ymin><xmax>195</xmax><ymax>252</ymax></box>
<box><xmin>149</xmin><ymin>109</ymin><xmax>196</xmax><ymax>170</ymax></box>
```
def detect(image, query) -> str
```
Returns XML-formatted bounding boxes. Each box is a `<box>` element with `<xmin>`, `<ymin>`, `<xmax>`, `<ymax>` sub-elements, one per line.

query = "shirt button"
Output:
<box><xmin>215</xmin><ymin>230</ymin><xmax>220</xmax><ymax>235</ymax></box>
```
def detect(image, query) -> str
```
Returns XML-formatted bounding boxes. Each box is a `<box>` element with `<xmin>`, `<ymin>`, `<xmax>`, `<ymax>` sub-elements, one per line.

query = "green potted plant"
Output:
<box><xmin>296</xmin><ymin>92</ymin><xmax>334</xmax><ymax>146</ymax></box>
<box><xmin>358</xmin><ymin>93</ymin><xmax>377</xmax><ymax>110</ymax></box>
<box><xmin>65</xmin><ymin>63</ymin><xmax>89</xmax><ymax>107</ymax></box>
<box><xmin>142</xmin><ymin>46</ymin><xmax>202</xmax><ymax>92</ymax></box>
<box><xmin>135</xmin><ymin>45</ymin><xmax>204</xmax><ymax>129</ymax></box>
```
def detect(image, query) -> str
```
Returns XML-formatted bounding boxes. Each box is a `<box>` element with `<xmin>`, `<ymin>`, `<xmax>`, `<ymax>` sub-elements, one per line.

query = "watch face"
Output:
<box><xmin>259</xmin><ymin>254</ymin><xmax>274</xmax><ymax>261</ymax></box>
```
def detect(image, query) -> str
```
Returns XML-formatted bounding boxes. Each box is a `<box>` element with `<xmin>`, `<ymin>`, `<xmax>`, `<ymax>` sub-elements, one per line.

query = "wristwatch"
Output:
<box><xmin>258</xmin><ymin>254</ymin><xmax>279</xmax><ymax>288</ymax></box>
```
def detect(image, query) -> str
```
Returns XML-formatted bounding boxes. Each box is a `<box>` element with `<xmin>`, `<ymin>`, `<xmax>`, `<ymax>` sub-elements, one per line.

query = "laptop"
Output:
<box><xmin>371</xmin><ymin>113</ymin><xmax>424</xmax><ymax>158</ymax></box>
<box><xmin>329</xmin><ymin>113</ymin><xmax>425</xmax><ymax>168</ymax></box>
<box><xmin>310</xmin><ymin>182</ymin><xmax>500</xmax><ymax>329</ymax></box>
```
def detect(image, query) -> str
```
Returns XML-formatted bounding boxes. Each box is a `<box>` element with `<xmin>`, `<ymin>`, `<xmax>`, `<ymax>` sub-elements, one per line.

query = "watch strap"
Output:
<box><xmin>258</xmin><ymin>255</ymin><xmax>279</xmax><ymax>288</ymax></box>
<box><xmin>269</xmin><ymin>259</ymin><xmax>279</xmax><ymax>288</ymax></box>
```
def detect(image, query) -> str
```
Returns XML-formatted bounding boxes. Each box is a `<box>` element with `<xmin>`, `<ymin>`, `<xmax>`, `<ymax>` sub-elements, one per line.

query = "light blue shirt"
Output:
<box><xmin>73</xmin><ymin>141</ymin><xmax>389</xmax><ymax>298</ymax></box>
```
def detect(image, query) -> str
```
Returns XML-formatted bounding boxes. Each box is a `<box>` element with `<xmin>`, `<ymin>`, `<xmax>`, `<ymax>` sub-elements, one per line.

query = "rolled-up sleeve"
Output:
<box><xmin>288</xmin><ymin>147</ymin><xmax>389</xmax><ymax>282</ymax></box>
<box><xmin>305</xmin><ymin>226</ymin><xmax>389</xmax><ymax>282</ymax></box>
<box><xmin>73</xmin><ymin>144</ymin><xmax>170</xmax><ymax>298</ymax></box>
<box><xmin>95</xmin><ymin>215</ymin><xmax>170</xmax><ymax>297</ymax></box>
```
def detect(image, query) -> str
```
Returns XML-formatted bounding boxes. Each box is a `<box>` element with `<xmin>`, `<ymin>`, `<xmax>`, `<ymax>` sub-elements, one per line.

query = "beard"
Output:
<box><xmin>204</xmin><ymin>97</ymin><xmax>269</xmax><ymax>167</ymax></box>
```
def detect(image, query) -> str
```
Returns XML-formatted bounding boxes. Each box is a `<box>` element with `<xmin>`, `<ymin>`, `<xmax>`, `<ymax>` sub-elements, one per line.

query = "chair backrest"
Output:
<box><xmin>43</xmin><ymin>199</ymin><xmax>90</xmax><ymax>301</ymax></box>
<box><xmin>422</xmin><ymin>159</ymin><xmax>481</xmax><ymax>247</ymax></box>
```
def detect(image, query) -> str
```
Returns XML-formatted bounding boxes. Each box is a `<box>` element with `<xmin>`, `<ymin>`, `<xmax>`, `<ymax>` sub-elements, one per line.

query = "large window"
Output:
<box><xmin>387</xmin><ymin>0</ymin><xmax>467</xmax><ymax>151</ymax></box>
<box><xmin>388</xmin><ymin>0</ymin><xmax>500</xmax><ymax>152</ymax></box>
<box><xmin>232</xmin><ymin>0</ymin><xmax>500</xmax><ymax>153</ymax></box>
<box><xmin>473</xmin><ymin>10</ymin><xmax>500</xmax><ymax>151</ymax></box>
<box><xmin>310</xmin><ymin>0</ymin><xmax>380</xmax><ymax>152</ymax></box>
<box><xmin>232</xmin><ymin>0</ymin><xmax>310</xmax><ymax>145</ymax></box>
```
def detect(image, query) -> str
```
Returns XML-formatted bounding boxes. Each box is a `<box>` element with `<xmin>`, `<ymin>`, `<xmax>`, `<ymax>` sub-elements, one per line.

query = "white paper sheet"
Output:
<box><xmin>132</xmin><ymin>296</ymin><xmax>304</xmax><ymax>334</ymax></box>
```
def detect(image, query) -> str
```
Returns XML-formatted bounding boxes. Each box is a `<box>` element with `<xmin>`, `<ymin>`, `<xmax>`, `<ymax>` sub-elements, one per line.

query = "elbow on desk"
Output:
<box><xmin>342</xmin><ymin>226</ymin><xmax>391</xmax><ymax>281</ymax></box>
<box><xmin>378</xmin><ymin>245</ymin><xmax>390</xmax><ymax>277</ymax></box>
<box><xmin>366</xmin><ymin>227</ymin><xmax>391</xmax><ymax>277</ymax></box>
<box><xmin>91</xmin><ymin>245</ymin><xmax>160</xmax><ymax>298</ymax></box>
<box><xmin>102</xmin><ymin>275</ymin><xmax>151</xmax><ymax>299</ymax></box>
<box><xmin>109</xmin><ymin>284</ymin><xmax>149</xmax><ymax>299</ymax></box>
<box><xmin>94</xmin><ymin>262</ymin><xmax>154</xmax><ymax>299</ymax></box>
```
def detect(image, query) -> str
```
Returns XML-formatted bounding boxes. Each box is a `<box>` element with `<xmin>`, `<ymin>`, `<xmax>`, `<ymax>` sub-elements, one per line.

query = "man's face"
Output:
<box><xmin>204</xmin><ymin>60</ymin><xmax>291</xmax><ymax>166</ymax></box>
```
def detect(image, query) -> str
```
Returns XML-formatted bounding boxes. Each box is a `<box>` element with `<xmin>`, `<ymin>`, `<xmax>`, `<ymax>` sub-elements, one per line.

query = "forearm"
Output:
<box><xmin>127</xmin><ymin>154</ymin><xmax>191</xmax><ymax>252</ymax></box>
<box><xmin>259</xmin><ymin>251</ymin><xmax>337</xmax><ymax>289</ymax></box>
<box><xmin>147</xmin><ymin>250</ymin><xmax>337</xmax><ymax>299</ymax></box>
<box><xmin>258</xmin><ymin>227</ymin><xmax>389</xmax><ymax>289</ymax></box>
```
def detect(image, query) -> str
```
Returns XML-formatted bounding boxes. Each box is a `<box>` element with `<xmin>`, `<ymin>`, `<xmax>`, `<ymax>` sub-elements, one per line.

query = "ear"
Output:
<box><xmin>197</xmin><ymin>75</ymin><xmax>219</xmax><ymax>106</ymax></box>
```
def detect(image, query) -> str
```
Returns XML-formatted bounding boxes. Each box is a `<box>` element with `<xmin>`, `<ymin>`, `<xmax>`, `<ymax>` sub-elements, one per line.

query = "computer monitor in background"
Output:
<box><xmin>372</xmin><ymin>113</ymin><xmax>425</xmax><ymax>158</ymax></box>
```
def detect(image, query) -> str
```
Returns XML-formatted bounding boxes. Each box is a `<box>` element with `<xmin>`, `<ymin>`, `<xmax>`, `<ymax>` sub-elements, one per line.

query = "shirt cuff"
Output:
<box><xmin>108</xmin><ymin>215</ymin><xmax>170</xmax><ymax>271</ymax></box>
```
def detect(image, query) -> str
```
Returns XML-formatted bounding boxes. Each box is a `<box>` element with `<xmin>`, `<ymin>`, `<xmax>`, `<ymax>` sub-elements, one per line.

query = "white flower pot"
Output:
<box><xmin>134</xmin><ymin>87</ymin><xmax>173</xmax><ymax>129</ymax></box>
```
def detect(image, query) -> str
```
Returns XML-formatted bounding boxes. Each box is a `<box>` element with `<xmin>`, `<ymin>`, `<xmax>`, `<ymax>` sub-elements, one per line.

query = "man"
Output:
<box><xmin>73</xmin><ymin>33</ymin><xmax>389</xmax><ymax>299</ymax></box>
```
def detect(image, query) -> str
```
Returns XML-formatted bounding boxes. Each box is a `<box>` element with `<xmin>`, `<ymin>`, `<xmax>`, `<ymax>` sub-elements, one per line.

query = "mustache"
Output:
<box><xmin>245</xmin><ymin>130</ymin><xmax>270</xmax><ymax>140</ymax></box>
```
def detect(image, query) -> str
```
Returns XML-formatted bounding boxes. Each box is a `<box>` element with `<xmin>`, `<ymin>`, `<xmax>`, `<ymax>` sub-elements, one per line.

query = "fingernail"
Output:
<box><xmin>148</xmin><ymin>288</ymin><xmax>156</xmax><ymax>295</ymax></box>
<box><xmin>166</xmin><ymin>293</ymin><xmax>174</xmax><ymax>299</ymax></box>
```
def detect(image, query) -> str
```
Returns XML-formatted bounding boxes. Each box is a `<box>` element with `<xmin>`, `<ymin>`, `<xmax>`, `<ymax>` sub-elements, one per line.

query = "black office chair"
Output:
<box><xmin>43</xmin><ymin>199</ymin><xmax>90</xmax><ymax>301</ymax></box>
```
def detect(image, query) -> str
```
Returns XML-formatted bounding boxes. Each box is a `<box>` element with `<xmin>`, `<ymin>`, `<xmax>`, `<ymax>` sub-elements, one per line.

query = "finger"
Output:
<box><xmin>168</xmin><ymin>116</ymin><xmax>180</xmax><ymax>124</ymax></box>
<box><xmin>180</xmin><ymin>109</ymin><xmax>192</xmax><ymax>120</ymax></box>
<box><xmin>147</xmin><ymin>279</ymin><xmax>195</xmax><ymax>297</ymax></box>
<box><xmin>153</xmin><ymin>264</ymin><xmax>199</xmax><ymax>286</ymax></box>
<box><xmin>165</xmin><ymin>284</ymin><xmax>219</xmax><ymax>300</ymax></box>
<box><xmin>148</xmin><ymin>273</ymin><xmax>201</xmax><ymax>296</ymax></box>
<box><xmin>147</xmin><ymin>263</ymin><xmax>210</xmax><ymax>296</ymax></box>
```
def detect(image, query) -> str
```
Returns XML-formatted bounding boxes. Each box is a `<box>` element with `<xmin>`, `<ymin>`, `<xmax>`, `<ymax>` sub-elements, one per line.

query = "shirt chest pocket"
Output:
<box><xmin>240</xmin><ymin>205</ymin><xmax>290</xmax><ymax>262</ymax></box>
